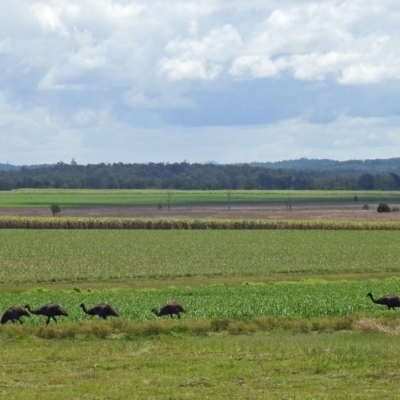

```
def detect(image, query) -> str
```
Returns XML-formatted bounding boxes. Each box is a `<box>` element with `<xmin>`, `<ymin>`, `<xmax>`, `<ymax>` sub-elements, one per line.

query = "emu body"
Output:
<box><xmin>25</xmin><ymin>303</ymin><xmax>68</xmax><ymax>325</ymax></box>
<box><xmin>367</xmin><ymin>293</ymin><xmax>400</xmax><ymax>310</ymax></box>
<box><xmin>152</xmin><ymin>301</ymin><xmax>185</xmax><ymax>319</ymax></box>
<box><xmin>80</xmin><ymin>303</ymin><xmax>119</xmax><ymax>320</ymax></box>
<box><xmin>1</xmin><ymin>306</ymin><xmax>30</xmax><ymax>324</ymax></box>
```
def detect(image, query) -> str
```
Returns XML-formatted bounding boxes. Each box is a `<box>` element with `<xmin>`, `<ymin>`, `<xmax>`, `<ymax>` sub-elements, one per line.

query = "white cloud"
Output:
<box><xmin>159</xmin><ymin>58</ymin><xmax>222</xmax><ymax>81</ymax></box>
<box><xmin>230</xmin><ymin>56</ymin><xmax>279</xmax><ymax>78</ymax></box>
<box><xmin>123</xmin><ymin>90</ymin><xmax>195</xmax><ymax>110</ymax></box>
<box><xmin>226</xmin><ymin>2</ymin><xmax>400</xmax><ymax>85</ymax></box>
<box><xmin>160</xmin><ymin>24</ymin><xmax>242</xmax><ymax>80</ymax></box>
<box><xmin>30</xmin><ymin>3</ymin><xmax>69</xmax><ymax>36</ymax></box>
<box><xmin>339</xmin><ymin>62</ymin><xmax>400</xmax><ymax>85</ymax></box>
<box><xmin>1</xmin><ymin>0</ymin><xmax>400</xmax><ymax>164</ymax></box>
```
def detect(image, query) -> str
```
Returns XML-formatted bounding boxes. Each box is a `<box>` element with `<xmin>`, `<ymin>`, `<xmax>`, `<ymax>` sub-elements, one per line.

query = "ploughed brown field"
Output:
<box><xmin>1</xmin><ymin>202</ymin><xmax>400</xmax><ymax>222</ymax></box>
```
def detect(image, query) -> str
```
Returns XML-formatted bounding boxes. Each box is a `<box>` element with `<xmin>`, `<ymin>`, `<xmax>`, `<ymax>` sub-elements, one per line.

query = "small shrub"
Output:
<box><xmin>377</xmin><ymin>202</ymin><xmax>390</xmax><ymax>213</ymax></box>
<box><xmin>362</xmin><ymin>204</ymin><xmax>369</xmax><ymax>210</ymax></box>
<box><xmin>391</xmin><ymin>206</ymin><xmax>400</xmax><ymax>212</ymax></box>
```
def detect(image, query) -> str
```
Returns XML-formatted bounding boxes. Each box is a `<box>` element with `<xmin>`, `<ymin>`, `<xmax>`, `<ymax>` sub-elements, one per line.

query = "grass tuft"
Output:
<box><xmin>354</xmin><ymin>318</ymin><xmax>400</xmax><ymax>335</ymax></box>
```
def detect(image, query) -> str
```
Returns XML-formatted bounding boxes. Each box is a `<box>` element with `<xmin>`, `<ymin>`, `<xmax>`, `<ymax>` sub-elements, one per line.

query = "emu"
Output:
<box><xmin>25</xmin><ymin>303</ymin><xmax>68</xmax><ymax>325</ymax></box>
<box><xmin>367</xmin><ymin>293</ymin><xmax>400</xmax><ymax>310</ymax></box>
<box><xmin>79</xmin><ymin>303</ymin><xmax>119</xmax><ymax>320</ymax></box>
<box><xmin>1</xmin><ymin>306</ymin><xmax>30</xmax><ymax>324</ymax></box>
<box><xmin>151</xmin><ymin>301</ymin><xmax>185</xmax><ymax>319</ymax></box>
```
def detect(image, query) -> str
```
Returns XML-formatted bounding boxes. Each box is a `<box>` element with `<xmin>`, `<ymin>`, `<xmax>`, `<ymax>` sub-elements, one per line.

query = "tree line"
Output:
<box><xmin>0</xmin><ymin>161</ymin><xmax>400</xmax><ymax>191</ymax></box>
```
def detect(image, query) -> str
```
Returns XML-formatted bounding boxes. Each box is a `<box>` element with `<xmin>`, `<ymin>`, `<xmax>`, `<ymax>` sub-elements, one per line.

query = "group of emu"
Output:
<box><xmin>2</xmin><ymin>294</ymin><xmax>400</xmax><ymax>325</ymax></box>
<box><xmin>0</xmin><ymin>300</ymin><xmax>185</xmax><ymax>325</ymax></box>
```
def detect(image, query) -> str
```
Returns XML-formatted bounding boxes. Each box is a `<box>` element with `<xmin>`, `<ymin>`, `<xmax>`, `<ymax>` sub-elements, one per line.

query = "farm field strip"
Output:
<box><xmin>1</xmin><ymin>279</ymin><xmax>399</xmax><ymax>324</ymax></box>
<box><xmin>2</xmin><ymin>216</ymin><xmax>400</xmax><ymax>230</ymax></box>
<box><xmin>1</xmin><ymin>189</ymin><xmax>400</xmax><ymax>207</ymax></box>
<box><xmin>1</xmin><ymin>230</ymin><xmax>400</xmax><ymax>284</ymax></box>
<box><xmin>3</xmin><ymin>333</ymin><xmax>400</xmax><ymax>399</ymax></box>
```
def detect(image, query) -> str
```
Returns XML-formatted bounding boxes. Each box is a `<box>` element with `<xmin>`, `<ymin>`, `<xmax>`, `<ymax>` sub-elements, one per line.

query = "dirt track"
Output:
<box><xmin>1</xmin><ymin>203</ymin><xmax>400</xmax><ymax>222</ymax></box>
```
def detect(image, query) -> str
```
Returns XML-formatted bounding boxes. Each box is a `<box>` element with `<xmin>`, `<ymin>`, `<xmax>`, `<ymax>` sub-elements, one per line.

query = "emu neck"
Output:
<box><xmin>81</xmin><ymin>304</ymin><xmax>89</xmax><ymax>314</ymax></box>
<box><xmin>368</xmin><ymin>294</ymin><xmax>377</xmax><ymax>303</ymax></box>
<box><xmin>26</xmin><ymin>306</ymin><xmax>39</xmax><ymax>315</ymax></box>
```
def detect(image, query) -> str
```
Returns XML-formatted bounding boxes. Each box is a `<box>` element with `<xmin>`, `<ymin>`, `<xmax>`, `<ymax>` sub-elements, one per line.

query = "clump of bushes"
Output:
<box><xmin>377</xmin><ymin>202</ymin><xmax>390</xmax><ymax>213</ymax></box>
<box><xmin>362</xmin><ymin>204</ymin><xmax>369</xmax><ymax>210</ymax></box>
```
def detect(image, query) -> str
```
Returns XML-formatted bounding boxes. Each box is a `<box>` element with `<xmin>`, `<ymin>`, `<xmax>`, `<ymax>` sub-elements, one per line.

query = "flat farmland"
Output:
<box><xmin>1</xmin><ymin>230</ymin><xmax>400</xmax><ymax>284</ymax></box>
<box><xmin>1</xmin><ymin>189</ymin><xmax>400</xmax><ymax>222</ymax></box>
<box><xmin>2</xmin><ymin>189</ymin><xmax>399</xmax><ymax>208</ymax></box>
<box><xmin>2</xmin><ymin>190</ymin><xmax>400</xmax><ymax>399</ymax></box>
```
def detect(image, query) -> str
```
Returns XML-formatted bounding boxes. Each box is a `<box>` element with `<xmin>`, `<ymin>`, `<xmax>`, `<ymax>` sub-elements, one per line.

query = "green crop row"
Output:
<box><xmin>1</xmin><ymin>188</ymin><xmax>400</xmax><ymax>207</ymax></box>
<box><xmin>1</xmin><ymin>279</ymin><xmax>399</xmax><ymax>325</ymax></box>
<box><xmin>1</xmin><ymin>216</ymin><xmax>400</xmax><ymax>230</ymax></box>
<box><xmin>1</xmin><ymin>230</ymin><xmax>400</xmax><ymax>284</ymax></box>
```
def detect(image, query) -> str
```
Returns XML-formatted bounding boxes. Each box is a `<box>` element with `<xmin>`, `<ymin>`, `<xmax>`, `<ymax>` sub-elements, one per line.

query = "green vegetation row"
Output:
<box><xmin>1</xmin><ymin>216</ymin><xmax>400</xmax><ymax>230</ymax></box>
<box><xmin>1</xmin><ymin>279</ymin><xmax>397</xmax><ymax>320</ymax></box>
<box><xmin>2</xmin><ymin>230</ymin><xmax>400</xmax><ymax>284</ymax></box>
<box><xmin>1</xmin><ymin>188</ymin><xmax>400</xmax><ymax>208</ymax></box>
<box><xmin>1</xmin><ymin>279</ymin><xmax>399</xmax><ymax>335</ymax></box>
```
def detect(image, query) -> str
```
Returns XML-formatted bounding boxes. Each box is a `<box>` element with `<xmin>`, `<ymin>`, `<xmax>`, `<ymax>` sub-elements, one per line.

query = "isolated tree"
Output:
<box><xmin>50</xmin><ymin>204</ymin><xmax>61</xmax><ymax>216</ymax></box>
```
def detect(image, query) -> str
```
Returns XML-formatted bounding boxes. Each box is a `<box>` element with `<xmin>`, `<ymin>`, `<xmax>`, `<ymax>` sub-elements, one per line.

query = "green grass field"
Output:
<box><xmin>1</xmin><ymin>230</ymin><xmax>399</xmax><ymax>284</ymax></box>
<box><xmin>2</xmin><ymin>210</ymin><xmax>400</xmax><ymax>398</ymax></box>
<box><xmin>3</xmin><ymin>332</ymin><xmax>400</xmax><ymax>399</ymax></box>
<box><xmin>1</xmin><ymin>188</ymin><xmax>400</xmax><ymax>207</ymax></box>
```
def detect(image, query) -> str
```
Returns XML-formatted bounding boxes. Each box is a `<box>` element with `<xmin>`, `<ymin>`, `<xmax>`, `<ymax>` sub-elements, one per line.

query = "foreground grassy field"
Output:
<box><xmin>2</xmin><ymin>332</ymin><xmax>400</xmax><ymax>399</ymax></box>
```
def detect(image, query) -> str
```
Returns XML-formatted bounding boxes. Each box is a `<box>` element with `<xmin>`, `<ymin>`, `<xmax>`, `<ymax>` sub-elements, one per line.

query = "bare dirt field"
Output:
<box><xmin>1</xmin><ymin>203</ymin><xmax>400</xmax><ymax>222</ymax></box>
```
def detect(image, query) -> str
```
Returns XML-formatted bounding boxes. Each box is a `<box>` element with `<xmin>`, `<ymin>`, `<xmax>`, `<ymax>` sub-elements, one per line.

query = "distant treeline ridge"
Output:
<box><xmin>1</xmin><ymin>160</ymin><xmax>400</xmax><ymax>190</ymax></box>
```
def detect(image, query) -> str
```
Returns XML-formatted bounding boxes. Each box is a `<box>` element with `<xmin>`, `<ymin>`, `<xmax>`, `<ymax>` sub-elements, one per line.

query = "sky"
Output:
<box><xmin>1</xmin><ymin>0</ymin><xmax>400</xmax><ymax>166</ymax></box>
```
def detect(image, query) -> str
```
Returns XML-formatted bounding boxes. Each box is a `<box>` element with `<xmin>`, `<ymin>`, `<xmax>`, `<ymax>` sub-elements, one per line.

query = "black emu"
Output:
<box><xmin>151</xmin><ymin>301</ymin><xmax>185</xmax><ymax>319</ymax></box>
<box><xmin>367</xmin><ymin>293</ymin><xmax>400</xmax><ymax>310</ymax></box>
<box><xmin>25</xmin><ymin>303</ymin><xmax>68</xmax><ymax>325</ymax></box>
<box><xmin>1</xmin><ymin>306</ymin><xmax>30</xmax><ymax>324</ymax></box>
<box><xmin>80</xmin><ymin>303</ymin><xmax>119</xmax><ymax>320</ymax></box>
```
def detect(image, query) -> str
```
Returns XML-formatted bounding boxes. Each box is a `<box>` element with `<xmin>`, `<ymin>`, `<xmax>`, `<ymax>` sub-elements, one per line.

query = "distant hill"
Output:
<box><xmin>0</xmin><ymin>163</ymin><xmax>54</xmax><ymax>171</ymax></box>
<box><xmin>2</xmin><ymin>158</ymin><xmax>400</xmax><ymax>175</ymax></box>
<box><xmin>247</xmin><ymin>158</ymin><xmax>400</xmax><ymax>175</ymax></box>
<box><xmin>0</xmin><ymin>163</ymin><xmax>19</xmax><ymax>171</ymax></box>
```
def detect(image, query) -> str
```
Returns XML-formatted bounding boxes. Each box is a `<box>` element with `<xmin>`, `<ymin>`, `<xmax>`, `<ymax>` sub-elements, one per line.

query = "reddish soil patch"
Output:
<box><xmin>1</xmin><ymin>203</ymin><xmax>400</xmax><ymax>222</ymax></box>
